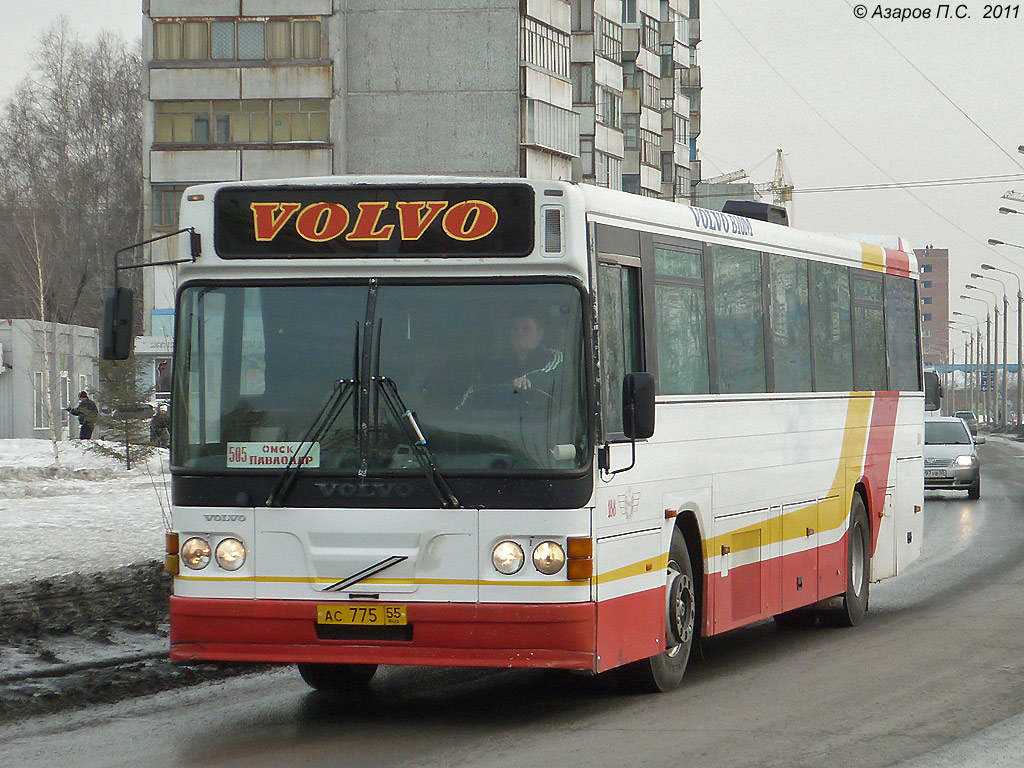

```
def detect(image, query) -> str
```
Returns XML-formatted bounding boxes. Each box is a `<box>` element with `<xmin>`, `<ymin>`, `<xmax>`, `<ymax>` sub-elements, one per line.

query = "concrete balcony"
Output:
<box><xmin>521</xmin><ymin>98</ymin><xmax>581</xmax><ymax>158</ymax></box>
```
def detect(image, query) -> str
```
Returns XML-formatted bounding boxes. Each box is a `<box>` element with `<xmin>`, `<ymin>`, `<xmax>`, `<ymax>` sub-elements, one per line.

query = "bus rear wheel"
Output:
<box><xmin>820</xmin><ymin>494</ymin><xmax>870</xmax><ymax>628</ymax></box>
<box><xmin>616</xmin><ymin>527</ymin><xmax>695</xmax><ymax>693</ymax></box>
<box><xmin>297</xmin><ymin>662</ymin><xmax>378</xmax><ymax>692</ymax></box>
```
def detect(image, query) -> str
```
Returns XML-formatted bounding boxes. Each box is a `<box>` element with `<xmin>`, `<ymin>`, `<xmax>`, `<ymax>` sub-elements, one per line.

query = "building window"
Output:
<box><xmin>674</xmin><ymin>114</ymin><xmax>688</xmax><ymax>147</ymax></box>
<box><xmin>594</xmin><ymin>151</ymin><xmax>622</xmax><ymax>190</ymax></box>
<box><xmin>923</xmin><ymin>313</ymin><xmax>932</xmax><ymax>321</ymax></box>
<box><xmin>922</xmin><ymin>296</ymin><xmax>932</xmax><ymax>305</ymax></box>
<box><xmin>579</xmin><ymin>137</ymin><xmax>594</xmax><ymax>176</ymax></box>
<box><xmin>153</xmin><ymin>22</ymin><xmax>182</xmax><ymax>60</ymax></box>
<box><xmin>571</xmin><ymin>63</ymin><xmax>595</xmax><ymax>103</ymax></box>
<box><xmin>623</xmin><ymin>63</ymin><xmax>660</xmax><ymax>108</ymax></box>
<box><xmin>237</xmin><ymin>21</ymin><xmax>265</xmax><ymax>60</ymax></box>
<box><xmin>640</xmin><ymin>12</ymin><xmax>659</xmax><ymax>51</ymax></box>
<box><xmin>623</xmin><ymin>113</ymin><xmax>639</xmax><ymax>149</ymax></box>
<box><xmin>661</xmin><ymin>152</ymin><xmax>674</xmax><ymax>182</ymax></box>
<box><xmin>33</xmin><ymin>371</ymin><xmax>50</xmax><ymax>429</ymax></box>
<box><xmin>152</xmin><ymin>185</ymin><xmax>190</xmax><ymax>229</ymax></box>
<box><xmin>922</xmin><ymin>263</ymin><xmax>932</xmax><ymax>273</ymax></box>
<box><xmin>210</xmin><ymin>21</ymin><xmax>235</xmax><ymax>59</ymax></box>
<box><xmin>923</xmin><ymin>280</ymin><xmax>932</xmax><ymax>288</ymax></box>
<box><xmin>153</xmin><ymin>18</ymin><xmax>322</xmax><ymax>62</ymax></box>
<box><xmin>594</xmin><ymin>15</ymin><xmax>622</xmax><ymax>60</ymax></box>
<box><xmin>640</xmin><ymin>128</ymin><xmax>659</xmax><ymax>166</ymax></box>
<box><xmin>596</xmin><ymin>86</ymin><xmax>622</xmax><ymax>128</ymax></box>
<box><xmin>520</xmin><ymin>17</ymin><xmax>570</xmax><ymax>79</ymax></box>
<box><xmin>154</xmin><ymin>99</ymin><xmax>329</xmax><ymax>145</ymax></box>
<box><xmin>622</xmin><ymin>0</ymin><xmax>637</xmax><ymax>23</ymax></box>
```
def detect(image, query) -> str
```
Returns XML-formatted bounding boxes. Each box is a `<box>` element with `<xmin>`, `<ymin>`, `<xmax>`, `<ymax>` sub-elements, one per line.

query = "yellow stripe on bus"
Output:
<box><xmin>175</xmin><ymin>555</ymin><xmax>669</xmax><ymax>587</ymax></box>
<box><xmin>860</xmin><ymin>243</ymin><xmax>886</xmax><ymax>273</ymax></box>
<box><xmin>701</xmin><ymin>393</ymin><xmax>874</xmax><ymax>559</ymax></box>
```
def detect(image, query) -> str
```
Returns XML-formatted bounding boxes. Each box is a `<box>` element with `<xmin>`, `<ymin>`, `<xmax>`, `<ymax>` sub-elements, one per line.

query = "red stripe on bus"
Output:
<box><xmin>884</xmin><ymin>248</ymin><xmax>911</xmax><ymax>276</ymax></box>
<box><xmin>595</xmin><ymin>587</ymin><xmax>665</xmax><ymax>672</ymax></box>
<box><xmin>705</xmin><ymin>535</ymin><xmax>846</xmax><ymax>636</ymax></box>
<box><xmin>169</xmin><ymin>597</ymin><xmax>596</xmax><ymax>670</ymax></box>
<box><xmin>863</xmin><ymin>392</ymin><xmax>900</xmax><ymax>554</ymax></box>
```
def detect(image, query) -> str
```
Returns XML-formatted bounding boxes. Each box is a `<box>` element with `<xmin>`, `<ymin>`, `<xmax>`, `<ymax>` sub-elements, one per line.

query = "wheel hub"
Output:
<box><xmin>665</xmin><ymin>566</ymin><xmax>694</xmax><ymax>648</ymax></box>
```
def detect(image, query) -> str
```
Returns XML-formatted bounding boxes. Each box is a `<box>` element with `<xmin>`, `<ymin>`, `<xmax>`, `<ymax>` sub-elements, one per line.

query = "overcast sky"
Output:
<box><xmin>3</xmin><ymin>1</ymin><xmax>1024</xmax><ymax>353</ymax></box>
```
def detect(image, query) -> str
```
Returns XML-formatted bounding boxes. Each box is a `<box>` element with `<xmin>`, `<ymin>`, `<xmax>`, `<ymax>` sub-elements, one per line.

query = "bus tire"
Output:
<box><xmin>297</xmin><ymin>662</ymin><xmax>378</xmax><ymax>692</ymax></box>
<box><xmin>820</xmin><ymin>494</ymin><xmax>870</xmax><ymax>628</ymax></box>
<box><xmin>616</xmin><ymin>527</ymin><xmax>695</xmax><ymax>693</ymax></box>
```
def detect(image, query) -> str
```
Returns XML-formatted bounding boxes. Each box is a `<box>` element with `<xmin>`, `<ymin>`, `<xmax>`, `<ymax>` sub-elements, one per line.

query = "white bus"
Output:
<box><xmin>110</xmin><ymin>176</ymin><xmax>924</xmax><ymax>692</ymax></box>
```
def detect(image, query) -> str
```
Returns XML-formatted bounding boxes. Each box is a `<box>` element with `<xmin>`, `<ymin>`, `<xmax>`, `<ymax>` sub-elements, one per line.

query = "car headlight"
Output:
<box><xmin>492</xmin><ymin>541</ymin><xmax>525</xmax><ymax>575</ymax></box>
<box><xmin>954</xmin><ymin>455</ymin><xmax>976</xmax><ymax>467</ymax></box>
<box><xmin>533</xmin><ymin>541</ymin><xmax>566</xmax><ymax>575</ymax></box>
<box><xmin>181</xmin><ymin>537</ymin><xmax>211</xmax><ymax>570</ymax></box>
<box><xmin>215</xmin><ymin>538</ymin><xmax>247</xmax><ymax>571</ymax></box>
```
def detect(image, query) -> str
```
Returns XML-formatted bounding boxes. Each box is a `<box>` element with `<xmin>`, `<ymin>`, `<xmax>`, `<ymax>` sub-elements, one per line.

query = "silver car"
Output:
<box><xmin>924</xmin><ymin>416</ymin><xmax>983</xmax><ymax>499</ymax></box>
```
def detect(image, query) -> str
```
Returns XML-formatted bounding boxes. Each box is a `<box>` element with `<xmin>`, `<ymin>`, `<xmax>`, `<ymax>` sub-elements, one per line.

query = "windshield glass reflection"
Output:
<box><xmin>174</xmin><ymin>282</ymin><xmax>588</xmax><ymax>473</ymax></box>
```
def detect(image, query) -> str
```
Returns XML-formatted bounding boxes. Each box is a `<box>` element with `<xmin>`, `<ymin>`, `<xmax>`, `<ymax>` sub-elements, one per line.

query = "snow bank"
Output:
<box><xmin>0</xmin><ymin>439</ymin><xmax>170</xmax><ymax>585</ymax></box>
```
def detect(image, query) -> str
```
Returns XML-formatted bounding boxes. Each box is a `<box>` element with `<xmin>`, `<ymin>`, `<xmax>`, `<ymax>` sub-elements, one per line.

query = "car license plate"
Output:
<box><xmin>317</xmin><ymin>604</ymin><xmax>407</xmax><ymax>626</ymax></box>
<box><xmin>925</xmin><ymin>469</ymin><xmax>945</xmax><ymax>478</ymax></box>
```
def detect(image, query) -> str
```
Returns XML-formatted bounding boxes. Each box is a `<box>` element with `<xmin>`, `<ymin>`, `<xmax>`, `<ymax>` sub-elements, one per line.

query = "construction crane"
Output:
<box><xmin>701</xmin><ymin>149</ymin><xmax>795</xmax><ymax>208</ymax></box>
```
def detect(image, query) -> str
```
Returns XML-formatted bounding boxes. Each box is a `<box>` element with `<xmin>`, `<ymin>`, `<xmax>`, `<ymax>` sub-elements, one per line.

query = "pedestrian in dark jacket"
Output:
<box><xmin>68</xmin><ymin>391</ymin><xmax>98</xmax><ymax>439</ymax></box>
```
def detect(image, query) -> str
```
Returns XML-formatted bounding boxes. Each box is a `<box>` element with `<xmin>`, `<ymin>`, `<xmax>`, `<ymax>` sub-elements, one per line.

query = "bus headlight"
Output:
<box><xmin>181</xmin><ymin>537</ymin><xmax>211</xmax><ymax>570</ymax></box>
<box><xmin>533</xmin><ymin>541</ymin><xmax>566</xmax><ymax>575</ymax></box>
<box><xmin>215</xmin><ymin>538</ymin><xmax>247</xmax><ymax>571</ymax></box>
<box><xmin>492</xmin><ymin>541</ymin><xmax>525</xmax><ymax>575</ymax></box>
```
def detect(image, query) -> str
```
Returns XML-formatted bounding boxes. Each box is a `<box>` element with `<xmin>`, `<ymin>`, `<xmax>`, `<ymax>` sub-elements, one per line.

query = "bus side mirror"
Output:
<box><xmin>924</xmin><ymin>370</ymin><xmax>942</xmax><ymax>412</ymax></box>
<box><xmin>622</xmin><ymin>372</ymin><xmax>655</xmax><ymax>439</ymax></box>
<box><xmin>101</xmin><ymin>286</ymin><xmax>134</xmax><ymax>360</ymax></box>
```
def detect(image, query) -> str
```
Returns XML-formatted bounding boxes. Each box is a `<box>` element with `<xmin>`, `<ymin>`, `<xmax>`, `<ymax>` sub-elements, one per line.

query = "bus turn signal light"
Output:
<box><xmin>567</xmin><ymin>557</ymin><xmax>593</xmax><ymax>581</ymax></box>
<box><xmin>567</xmin><ymin>536</ymin><xmax>593</xmax><ymax>558</ymax></box>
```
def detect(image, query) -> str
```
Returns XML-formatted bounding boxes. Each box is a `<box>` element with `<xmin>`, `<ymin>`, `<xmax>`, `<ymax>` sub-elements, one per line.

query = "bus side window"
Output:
<box><xmin>598</xmin><ymin>262</ymin><xmax>642</xmax><ymax>439</ymax></box>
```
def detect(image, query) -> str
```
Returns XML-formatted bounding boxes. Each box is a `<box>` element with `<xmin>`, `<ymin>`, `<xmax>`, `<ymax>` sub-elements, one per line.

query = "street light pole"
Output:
<box><xmin>961</xmin><ymin>294</ymin><xmax>994</xmax><ymax>422</ymax></box>
<box><xmin>966</xmin><ymin>285</ymin><xmax>1001</xmax><ymax>422</ymax></box>
<box><xmin>953</xmin><ymin>310</ymin><xmax>982</xmax><ymax>415</ymax></box>
<box><xmin>972</xmin><ymin>271</ymin><xmax>1011</xmax><ymax>424</ymax></box>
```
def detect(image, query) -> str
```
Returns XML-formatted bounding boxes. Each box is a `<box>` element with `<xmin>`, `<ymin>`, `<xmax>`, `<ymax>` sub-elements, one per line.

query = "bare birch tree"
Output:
<box><xmin>0</xmin><ymin>18</ymin><xmax>143</xmax><ymax>327</ymax></box>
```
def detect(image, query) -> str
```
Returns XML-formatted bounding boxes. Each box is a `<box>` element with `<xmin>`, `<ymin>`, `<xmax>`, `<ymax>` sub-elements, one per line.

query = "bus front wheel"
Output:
<box><xmin>297</xmin><ymin>662</ymin><xmax>378</xmax><ymax>692</ymax></box>
<box><xmin>616</xmin><ymin>527</ymin><xmax>695</xmax><ymax>693</ymax></box>
<box><xmin>820</xmin><ymin>494</ymin><xmax>870</xmax><ymax>628</ymax></box>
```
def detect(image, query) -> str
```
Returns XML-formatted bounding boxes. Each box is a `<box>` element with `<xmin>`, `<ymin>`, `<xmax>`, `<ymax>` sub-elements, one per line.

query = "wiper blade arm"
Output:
<box><xmin>265</xmin><ymin>378</ymin><xmax>356</xmax><ymax>507</ymax></box>
<box><xmin>375</xmin><ymin>376</ymin><xmax>460</xmax><ymax>509</ymax></box>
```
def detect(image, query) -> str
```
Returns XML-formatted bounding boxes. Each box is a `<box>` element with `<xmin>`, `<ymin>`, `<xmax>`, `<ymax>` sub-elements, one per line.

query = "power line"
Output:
<box><xmin>707</xmin><ymin>1</ymin><xmax>1021</xmax><ymax>270</ymax></box>
<box><xmin>797</xmin><ymin>172</ymin><xmax>1024</xmax><ymax>194</ymax></box>
<box><xmin>699</xmin><ymin>172</ymin><xmax>1024</xmax><ymax>200</ymax></box>
<box><xmin>839</xmin><ymin>0</ymin><xmax>1024</xmax><ymax>171</ymax></box>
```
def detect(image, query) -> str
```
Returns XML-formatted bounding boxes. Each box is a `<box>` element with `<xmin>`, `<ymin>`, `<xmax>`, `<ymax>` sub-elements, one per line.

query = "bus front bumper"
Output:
<box><xmin>168</xmin><ymin>596</ymin><xmax>597</xmax><ymax>670</ymax></box>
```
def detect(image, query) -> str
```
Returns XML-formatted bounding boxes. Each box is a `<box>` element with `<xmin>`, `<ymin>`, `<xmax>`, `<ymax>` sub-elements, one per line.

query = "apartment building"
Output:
<box><xmin>915</xmin><ymin>247</ymin><xmax>950</xmax><ymax>367</ymax></box>
<box><xmin>141</xmin><ymin>0</ymin><xmax>702</xmax><ymax>333</ymax></box>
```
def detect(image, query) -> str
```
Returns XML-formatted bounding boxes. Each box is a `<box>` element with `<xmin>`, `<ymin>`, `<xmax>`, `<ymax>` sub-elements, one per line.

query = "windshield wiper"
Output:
<box><xmin>375</xmin><ymin>376</ymin><xmax>460</xmax><ymax>509</ymax></box>
<box><xmin>265</xmin><ymin>378</ymin><xmax>357</xmax><ymax>507</ymax></box>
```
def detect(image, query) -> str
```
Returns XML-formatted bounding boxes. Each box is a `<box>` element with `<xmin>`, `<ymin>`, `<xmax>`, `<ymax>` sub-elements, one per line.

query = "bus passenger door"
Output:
<box><xmin>781</xmin><ymin>499</ymin><xmax>818</xmax><ymax>612</ymax></box>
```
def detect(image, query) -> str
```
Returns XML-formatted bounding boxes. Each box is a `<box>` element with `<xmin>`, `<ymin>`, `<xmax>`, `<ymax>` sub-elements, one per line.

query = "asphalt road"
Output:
<box><xmin>3</xmin><ymin>438</ymin><xmax>1024</xmax><ymax>768</ymax></box>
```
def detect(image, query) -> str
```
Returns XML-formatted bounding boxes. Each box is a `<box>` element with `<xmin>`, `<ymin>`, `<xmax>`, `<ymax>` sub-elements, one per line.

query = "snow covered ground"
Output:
<box><xmin>0</xmin><ymin>439</ymin><xmax>170</xmax><ymax>585</ymax></box>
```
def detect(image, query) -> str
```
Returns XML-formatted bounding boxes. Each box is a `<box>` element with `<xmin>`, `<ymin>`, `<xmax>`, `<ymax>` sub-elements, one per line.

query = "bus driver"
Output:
<box><xmin>459</xmin><ymin>311</ymin><xmax>564</xmax><ymax>407</ymax></box>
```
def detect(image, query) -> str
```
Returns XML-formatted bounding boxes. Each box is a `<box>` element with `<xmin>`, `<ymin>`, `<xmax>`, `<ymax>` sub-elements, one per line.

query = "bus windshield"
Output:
<box><xmin>173</xmin><ymin>281</ymin><xmax>588</xmax><ymax>474</ymax></box>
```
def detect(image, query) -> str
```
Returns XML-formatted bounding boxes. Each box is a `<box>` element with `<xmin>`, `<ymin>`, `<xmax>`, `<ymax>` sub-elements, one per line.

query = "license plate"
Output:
<box><xmin>925</xmin><ymin>469</ymin><xmax>945</xmax><ymax>478</ymax></box>
<box><xmin>317</xmin><ymin>604</ymin><xmax>407</xmax><ymax>626</ymax></box>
